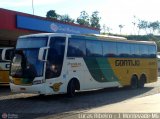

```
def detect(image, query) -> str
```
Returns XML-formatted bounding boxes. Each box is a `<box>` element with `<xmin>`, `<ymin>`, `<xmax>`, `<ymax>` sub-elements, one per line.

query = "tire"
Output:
<box><xmin>138</xmin><ymin>75</ymin><xmax>146</xmax><ymax>88</ymax></box>
<box><xmin>130</xmin><ymin>75</ymin><xmax>138</xmax><ymax>89</ymax></box>
<box><xmin>67</xmin><ymin>80</ymin><xmax>76</xmax><ymax>97</ymax></box>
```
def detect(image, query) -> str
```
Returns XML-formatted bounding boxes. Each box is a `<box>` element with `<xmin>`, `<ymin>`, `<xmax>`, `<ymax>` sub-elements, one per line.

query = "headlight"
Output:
<box><xmin>9</xmin><ymin>77</ymin><xmax>14</xmax><ymax>83</ymax></box>
<box><xmin>32</xmin><ymin>80</ymin><xmax>44</xmax><ymax>85</ymax></box>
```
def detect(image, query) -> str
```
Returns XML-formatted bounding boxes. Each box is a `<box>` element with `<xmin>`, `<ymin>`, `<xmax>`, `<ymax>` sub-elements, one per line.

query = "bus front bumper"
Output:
<box><xmin>10</xmin><ymin>83</ymin><xmax>54</xmax><ymax>95</ymax></box>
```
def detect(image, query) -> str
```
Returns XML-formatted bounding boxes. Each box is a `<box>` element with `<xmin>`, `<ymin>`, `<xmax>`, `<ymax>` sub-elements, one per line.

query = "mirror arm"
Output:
<box><xmin>38</xmin><ymin>47</ymin><xmax>49</xmax><ymax>61</ymax></box>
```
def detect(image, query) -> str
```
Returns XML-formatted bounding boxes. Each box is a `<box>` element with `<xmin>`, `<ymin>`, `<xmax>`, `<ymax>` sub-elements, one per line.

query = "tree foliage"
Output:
<box><xmin>46</xmin><ymin>10</ymin><xmax>74</xmax><ymax>23</ymax></box>
<box><xmin>118</xmin><ymin>25</ymin><xmax>124</xmax><ymax>34</ymax></box>
<box><xmin>101</xmin><ymin>24</ymin><xmax>112</xmax><ymax>34</ymax></box>
<box><xmin>136</xmin><ymin>19</ymin><xmax>160</xmax><ymax>35</ymax></box>
<box><xmin>90</xmin><ymin>11</ymin><xmax>101</xmax><ymax>29</ymax></box>
<box><xmin>59</xmin><ymin>14</ymin><xmax>75</xmax><ymax>23</ymax></box>
<box><xmin>46</xmin><ymin>10</ymin><xmax>58</xmax><ymax>19</ymax></box>
<box><xmin>148</xmin><ymin>21</ymin><xmax>160</xmax><ymax>34</ymax></box>
<box><xmin>46</xmin><ymin>10</ymin><xmax>101</xmax><ymax>29</ymax></box>
<box><xmin>137</xmin><ymin>20</ymin><xmax>148</xmax><ymax>34</ymax></box>
<box><xmin>76</xmin><ymin>11</ymin><xmax>90</xmax><ymax>26</ymax></box>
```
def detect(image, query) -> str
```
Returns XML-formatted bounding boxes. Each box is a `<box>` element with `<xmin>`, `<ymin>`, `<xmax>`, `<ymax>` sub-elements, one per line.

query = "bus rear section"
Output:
<box><xmin>66</xmin><ymin>35</ymin><xmax>157</xmax><ymax>90</ymax></box>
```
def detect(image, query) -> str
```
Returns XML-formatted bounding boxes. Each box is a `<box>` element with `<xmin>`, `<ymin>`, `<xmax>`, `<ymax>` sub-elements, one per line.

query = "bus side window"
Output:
<box><xmin>6</xmin><ymin>49</ymin><xmax>14</xmax><ymax>60</ymax></box>
<box><xmin>140</xmin><ymin>44</ymin><xmax>148</xmax><ymax>58</ymax></box>
<box><xmin>103</xmin><ymin>41</ymin><xmax>117</xmax><ymax>57</ymax></box>
<box><xmin>67</xmin><ymin>38</ymin><xmax>86</xmax><ymax>57</ymax></box>
<box><xmin>86</xmin><ymin>40</ymin><xmax>102</xmax><ymax>57</ymax></box>
<box><xmin>149</xmin><ymin>45</ymin><xmax>156</xmax><ymax>58</ymax></box>
<box><xmin>134</xmin><ymin>44</ymin><xmax>140</xmax><ymax>57</ymax></box>
<box><xmin>0</xmin><ymin>48</ymin><xmax>14</xmax><ymax>61</ymax></box>
<box><xmin>117</xmin><ymin>42</ymin><xmax>130</xmax><ymax>57</ymax></box>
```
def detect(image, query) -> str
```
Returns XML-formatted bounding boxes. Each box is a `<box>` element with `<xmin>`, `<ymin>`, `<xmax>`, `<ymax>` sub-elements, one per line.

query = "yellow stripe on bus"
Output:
<box><xmin>108</xmin><ymin>58</ymin><xmax>157</xmax><ymax>86</ymax></box>
<box><xmin>13</xmin><ymin>78</ymin><xmax>22</xmax><ymax>85</ymax></box>
<box><xmin>0</xmin><ymin>71</ymin><xmax>9</xmax><ymax>84</ymax></box>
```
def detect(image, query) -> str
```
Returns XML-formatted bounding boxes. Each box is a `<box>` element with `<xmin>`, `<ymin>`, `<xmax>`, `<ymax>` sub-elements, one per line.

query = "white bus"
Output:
<box><xmin>0</xmin><ymin>47</ymin><xmax>13</xmax><ymax>85</ymax></box>
<box><xmin>5</xmin><ymin>33</ymin><xmax>157</xmax><ymax>96</ymax></box>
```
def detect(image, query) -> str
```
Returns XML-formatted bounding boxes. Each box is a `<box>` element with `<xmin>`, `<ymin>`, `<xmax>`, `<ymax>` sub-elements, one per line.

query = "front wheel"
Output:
<box><xmin>67</xmin><ymin>80</ymin><xmax>76</xmax><ymax>97</ymax></box>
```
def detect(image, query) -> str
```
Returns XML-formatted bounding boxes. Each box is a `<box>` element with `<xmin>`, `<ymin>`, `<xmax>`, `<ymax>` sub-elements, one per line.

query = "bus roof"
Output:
<box><xmin>19</xmin><ymin>33</ymin><xmax>69</xmax><ymax>38</ymax></box>
<box><xmin>82</xmin><ymin>34</ymin><xmax>156</xmax><ymax>45</ymax></box>
<box><xmin>19</xmin><ymin>33</ymin><xmax>156</xmax><ymax>45</ymax></box>
<box><xmin>84</xmin><ymin>34</ymin><xmax>127</xmax><ymax>40</ymax></box>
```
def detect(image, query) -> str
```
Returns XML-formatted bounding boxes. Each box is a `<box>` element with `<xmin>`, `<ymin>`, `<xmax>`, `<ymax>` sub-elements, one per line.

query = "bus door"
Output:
<box><xmin>45</xmin><ymin>37</ymin><xmax>66</xmax><ymax>80</ymax></box>
<box><xmin>66</xmin><ymin>38</ymin><xmax>86</xmax><ymax>89</ymax></box>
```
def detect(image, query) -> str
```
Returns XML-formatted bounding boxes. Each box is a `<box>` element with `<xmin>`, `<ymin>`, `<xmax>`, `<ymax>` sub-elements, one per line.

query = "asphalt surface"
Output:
<box><xmin>0</xmin><ymin>79</ymin><xmax>160</xmax><ymax>119</ymax></box>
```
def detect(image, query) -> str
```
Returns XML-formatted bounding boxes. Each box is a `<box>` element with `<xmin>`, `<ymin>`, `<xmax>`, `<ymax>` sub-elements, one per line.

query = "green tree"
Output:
<box><xmin>76</xmin><ymin>11</ymin><xmax>90</xmax><ymax>26</ymax></box>
<box><xmin>101</xmin><ymin>24</ymin><xmax>112</xmax><ymax>34</ymax></box>
<box><xmin>118</xmin><ymin>25</ymin><xmax>124</xmax><ymax>34</ymax></box>
<box><xmin>148</xmin><ymin>21</ymin><xmax>160</xmax><ymax>34</ymax></box>
<box><xmin>137</xmin><ymin>20</ymin><xmax>148</xmax><ymax>35</ymax></box>
<box><xmin>90</xmin><ymin>11</ymin><xmax>101</xmax><ymax>29</ymax></box>
<box><xmin>59</xmin><ymin>14</ymin><xmax>75</xmax><ymax>23</ymax></box>
<box><xmin>132</xmin><ymin>15</ymin><xmax>137</xmax><ymax>35</ymax></box>
<box><xmin>46</xmin><ymin>10</ymin><xmax>58</xmax><ymax>19</ymax></box>
<box><xmin>101</xmin><ymin>24</ymin><xmax>107</xmax><ymax>34</ymax></box>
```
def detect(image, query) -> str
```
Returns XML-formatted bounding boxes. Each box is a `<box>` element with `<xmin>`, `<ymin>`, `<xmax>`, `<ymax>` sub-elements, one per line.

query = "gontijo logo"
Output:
<box><xmin>51</xmin><ymin>82</ymin><xmax>63</xmax><ymax>92</ymax></box>
<box><xmin>50</xmin><ymin>23</ymin><xmax>58</xmax><ymax>32</ymax></box>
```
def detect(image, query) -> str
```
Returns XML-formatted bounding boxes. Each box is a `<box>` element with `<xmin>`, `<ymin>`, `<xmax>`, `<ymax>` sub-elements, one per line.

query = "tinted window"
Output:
<box><xmin>140</xmin><ymin>44</ymin><xmax>148</xmax><ymax>57</ymax></box>
<box><xmin>46</xmin><ymin>37</ymin><xmax>65</xmax><ymax>79</ymax></box>
<box><xmin>130</xmin><ymin>44</ymin><xmax>135</xmax><ymax>57</ymax></box>
<box><xmin>11</xmin><ymin>49</ymin><xmax>44</xmax><ymax>78</ymax></box>
<box><xmin>86</xmin><ymin>40</ymin><xmax>102</xmax><ymax>57</ymax></box>
<box><xmin>67</xmin><ymin>38</ymin><xmax>86</xmax><ymax>57</ymax></box>
<box><xmin>134</xmin><ymin>44</ymin><xmax>140</xmax><ymax>57</ymax></box>
<box><xmin>17</xmin><ymin>37</ymin><xmax>47</xmax><ymax>48</ymax></box>
<box><xmin>117</xmin><ymin>42</ymin><xmax>130</xmax><ymax>57</ymax></box>
<box><xmin>0</xmin><ymin>49</ymin><xmax>14</xmax><ymax>61</ymax></box>
<box><xmin>103</xmin><ymin>41</ymin><xmax>117</xmax><ymax>57</ymax></box>
<box><xmin>149</xmin><ymin>45</ymin><xmax>156</xmax><ymax>58</ymax></box>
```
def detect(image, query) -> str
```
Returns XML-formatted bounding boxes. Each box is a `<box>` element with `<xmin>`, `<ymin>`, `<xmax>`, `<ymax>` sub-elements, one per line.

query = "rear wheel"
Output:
<box><xmin>130</xmin><ymin>75</ymin><xmax>138</xmax><ymax>89</ymax></box>
<box><xmin>138</xmin><ymin>75</ymin><xmax>146</xmax><ymax>88</ymax></box>
<box><xmin>67</xmin><ymin>80</ymin><xmax>76</xmax><ymax>97</ymax></box>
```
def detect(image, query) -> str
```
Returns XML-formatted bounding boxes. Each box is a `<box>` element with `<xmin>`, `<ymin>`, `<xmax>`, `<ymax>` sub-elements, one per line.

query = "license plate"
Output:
<box><xmin>20</xmin><ymin>88</ymin><xmax>26</xmax><ymax>91</ymax></box>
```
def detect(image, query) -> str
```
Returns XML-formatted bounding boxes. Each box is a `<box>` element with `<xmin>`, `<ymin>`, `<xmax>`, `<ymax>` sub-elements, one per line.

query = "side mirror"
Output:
<box><xmin>38</xmin><ymin>47</ymin><xmax>49</xmax><ymax>61</ymax></box>
<box><xmin>2</xmin><ymin>47</ymin><xmax>14</xmax><ymax>61</ymax></box>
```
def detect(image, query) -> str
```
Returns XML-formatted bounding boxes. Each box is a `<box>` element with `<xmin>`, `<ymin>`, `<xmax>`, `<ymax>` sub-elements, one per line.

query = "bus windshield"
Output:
<box><xmin>10</xmin><ymin>37</ymin><xmax>48</xmax><ymax>79</ymax></box>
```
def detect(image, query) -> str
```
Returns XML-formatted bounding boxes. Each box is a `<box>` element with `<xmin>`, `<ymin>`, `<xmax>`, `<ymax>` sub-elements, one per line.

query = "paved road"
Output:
<box><xmin>0</xmin><ymin>79</ymin><xmax>160</xmax><ymax>119</ymax></box>
<box><xmin>88</xmin><ymin>93</ymin><xmax>160</xmax><ymax>113</ymax></box>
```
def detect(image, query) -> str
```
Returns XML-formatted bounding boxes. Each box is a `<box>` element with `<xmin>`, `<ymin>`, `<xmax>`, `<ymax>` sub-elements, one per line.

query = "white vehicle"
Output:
<box><xmin>6</xmin><ymin>33</ymin><xmax>157</xmax><ymax>96</ymax></box>
<box><xmin>0</xmin><ymin>47</ymin><xmax>13</xmax><ymax>85</ymax></box>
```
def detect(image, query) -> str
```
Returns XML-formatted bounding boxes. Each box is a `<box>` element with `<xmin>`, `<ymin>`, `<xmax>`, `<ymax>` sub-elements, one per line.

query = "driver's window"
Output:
<box><xmin>45</xmin><ymin>37</ymin><xmax>65</xmax><ymax>79</ymax></box>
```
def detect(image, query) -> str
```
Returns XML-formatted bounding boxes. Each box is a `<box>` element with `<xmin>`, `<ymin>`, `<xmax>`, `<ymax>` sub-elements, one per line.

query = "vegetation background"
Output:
<box><xmin>46</xmin><ymin>10</ymin><xmax>160</xmax><ymax>52</ymax></box>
